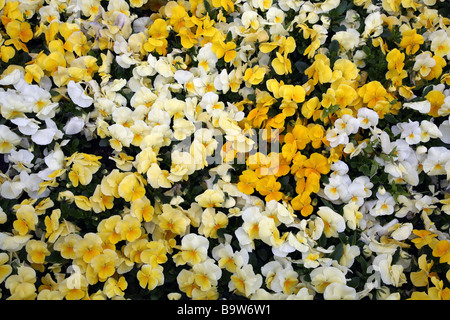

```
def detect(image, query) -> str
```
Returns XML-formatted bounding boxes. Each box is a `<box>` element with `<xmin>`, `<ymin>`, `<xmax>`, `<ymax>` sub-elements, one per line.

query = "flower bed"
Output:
<box><xmin>0</xmin><ymin>0</ymin><xmax>449</xmax><ymax>300</ymax></box>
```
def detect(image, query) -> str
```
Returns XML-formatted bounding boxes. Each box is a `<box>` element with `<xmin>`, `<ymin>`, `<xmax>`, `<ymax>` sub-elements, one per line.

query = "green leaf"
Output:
<box><xmin>203</xmin><ymin>0</ymin><xmax>212</xmax><ymax>16</ymax></box>
<box><xmin>321</xmin><ymin>104</ymin><xmax>340</xmax><ymax>118</ymax></box>
<box><xmin>329</xmin><ymin>40</ymin><xmax>340</xmax><ymax>56</ymax></box>
<box><xmin>226</xmin><ymin>31</ymin><xmax>233</xmax><ymax>42</ymax></box>
<box><xmin>369</xmin><ymin>163</ymin><xmax>379</xmax><ymax>176</ymax></box>
<box><xmin>356</xmin><ymin>256</ymin><xmax>368</xmax><ymax>274</ymax></box>
<box><xmin>295</xmin><ymin>61</ymin><xmax>309</xmax><ymax>73</ymax></box>
<box><xmin>347</xmin><ymin>277</ymin><xmax>360</xmax><ymax>289</ymax></box>
<box><xmin>329</xmin><ymin>243</ymin><xmax>344</xmax><ymax>261</ymax></box>
<box><xmin>360</xmin><ymin>164</ymin><xmax>370</xmax><ymax>176</ymax></box>
<box><xmin>384</xmin><ymin>114</ymin><xmax>397</xmax><ymax>124</ymax></box>
<box><xmin>247</xmin><ymin>93</ymin><xmax>256</xmax><ymax>102</ymax></box>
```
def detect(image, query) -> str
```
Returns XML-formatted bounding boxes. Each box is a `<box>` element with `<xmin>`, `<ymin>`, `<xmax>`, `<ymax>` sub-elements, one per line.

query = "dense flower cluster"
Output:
<box><xmin>0</xmin><ymin>0</ymin><xmax>449</xmax><ymax>300</ymax></box>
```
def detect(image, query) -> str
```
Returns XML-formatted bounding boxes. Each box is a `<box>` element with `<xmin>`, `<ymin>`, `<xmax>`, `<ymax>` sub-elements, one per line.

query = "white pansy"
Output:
<box><xmin>413</xmin><ymin>52</ymin><xmax>436</xmax><ymax>77</ymax></box>
<box><xmin>8</xmin><ymin>149</ymin><xmax>34</xmax><ymax>173</ymax></box>
<box><xmin>324</xmin><ymin>175</ymin><xmax>349</xmax><ymax>201</ymax></box>
<box><xmin>197</xmin><ymin>43</ymin><xmax>217</xmax><ymax>72</ymax></box>
<box><xmin>67</xmin><ymin>80</ymin><xmax>93</xmax><ymax>108</ymax></box>
<box><xmin>10</xmin><ymin>117</ymin><xmax>40</xmax><ymax>136</ymax></box>
<box><xmin>64</xmin><ymin>117</ymin><xmax>85</xmax><ymax>135</ymax></box>
<box><xmin>0</xmin><ymin>233</ymin><xmax>32</xmax><ymax>252</ymax></box>
<box><xmin>173</xmin><ymin>118</ymin><xmax>195</xmax><ymax>141</ymax></box>
<box><xmin>266</xmin><ymin>7</ymin><xmax>286</xmax><ymax>24</ymax></box>
<box><xmin>420</xmin><ymin>120</ymin><xmax>442</xmax><ymax>142</ymax></box>
<box><xmin>310</xmin><ymin>266</ymin><xmax>347</xmax><ymax>294</ymax></box>
<box><xmin>397</xmin><ymin>121</ymin><xmax>421</xmax><ymax>145</ymax></box>
<box><xmin>37</xmin><ymin>145</ymin><xmax>65</xmax><ymax>180</ymax></box>
<box><xmin>0</xmin><ymin>69</ymin><xmax>22</xmax><ymax>85</ymax></box>
<box><xmin>403</xmin><ymin>100</ymin><xmax>431</xmax><ymax>114</ymax></box>
<box><xmin>326</xmin><ymin>128</ymin><xmax>349</xmax><ymax>147</ymax></box>
<box><xmin>439</xmin><ymin>96</ymin><xmax>450</xmax><ymax>116</ymax></box>
<box><xmin>0</xmin><ymin>178</ymin><xmax>23</xmax><ymax>199</ymax></box>
<box><xmin>323</xmin><ymin>283</ymin><xmax>357</xmax><ymax>300</ymax></box>
<box><xmin>389</xmin><ymin>223</ymin><xmax>413</xmax><ymax>241</ymax></box>
<box><xmin>372</xmin><ymin>254</ymin><xmax>407</xmax><ymax>287</ymax></box>
<box><xmin>317</xmin><ymin>206</ymin><xmax>346</xmax><ymax>238</ymax></box>
<box><xmin>357</xmin><ymin>107</ymin><xmax>379</xmax><ymax>129</ymax></box>
<box><xmin>31</xmin><ymin>119</ymin><xmax>63</xmax><ymax>145</ymax></box>
<box><xmin>332</xmin><ymin>28</ymin><xmax>361</xmax><ymax>52</ymax></box>
<box><xmin>422</xmin><ymin>146</ymin><xmax>450</xmax><ymax>176</ymax></box>
<box><xmin>362</xmin><ymin>11</ymin><xmax>383</xmax><ymax>38</ymax></box>
<box><xmin>146</xmin><ymin>108</ymin><xmax>171</xmax><ymax>129</ymax></box>
<box><xmin>0</xmin><ymin>125</ymin><xmax>22</xmax><ymax>153</ymax></box>
<box><xmin>108</xmin><ymin>124</ymin><xmax>134</xmax><ymax>149</ymax></box>
<box><xmin>214</xmin><ymin>69</ymin><xmax>231</xmax><ymax>94</ymax></box>
<box><xmin>370</xmin><ymin>190</ymin><xmax>395</xmax><ymax>217</ymax></box>
<box><xmin>438</xmin><ymin>119</ymin><xmax>450</xmax><ymax>143</ymax></box>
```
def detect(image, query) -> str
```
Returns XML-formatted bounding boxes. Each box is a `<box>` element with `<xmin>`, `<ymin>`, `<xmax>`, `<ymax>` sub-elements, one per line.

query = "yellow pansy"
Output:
<box><xmin>144</xmin><ymin>18</ymin><xmax>170</xmax><ymax>55</ymax></box>
<box><xmin>13</xmin><ymin>205</ymin><xmax>38</xmax><ymax>236</ymax></box>
<box><xmin>432</xmin><ymin>240</ymin><xmax>450</xmax><ymax>264</ymax></box>
<box><xmin>424</xmin><ymin>54</ymin><xmax>445</xmax><ymax>81</ymax></box>
<box><xmin>279</xmin><ymin>84</ymin><xmax>306</xmax><ymax>104</ymax></box>
<box><xmin>141</xmin><ymin>240</ymin><xmax>168</xmax><ymax>266</ymax></box>
<box><xmin>1</xmin><ymin>1</ymin><xmax>22</xmax><ymax>27</ymax></box>
<box><xmin>103</xmin><ymin>276</ymin><xmax>127</xmax><ymax>298</ymax></box>
<box><xmin>272</xmin><ymin>52</ymin><xmax>292</xmax><ymax>75</ymax></box>
<box><xmin>25</xmin><ymin>240</ymin><xmax>50</xmax><ymax>264</ymax></box>
<box><xmin>54</xmin><ymin>234</ymin><xmax>82</xmax><ymax>260</ymax></box>
<box><xmin>63</xmin><ymin>31</ymin><xmax>90</xmax><ymax>57</ymax></box>
<box><xmin>243</xmin><ymin>65</ymin><xmax>266</xmax><ymax>86</ymax></box>
<box><xmin>386</xmin><ymin>69</ymin><xmax>408</xmax><ymax>88</ymax></box>
<box><xmin>247</xmin><ymin>105</ymin><xmax>269</xmax><ymax>128</ymax></box>
<box><xmin>42</xmin><ymin>50</ymin><xmax>67</xmax><ymax>75</ymax></box>
<box><xmin>358</xmin><ymin>81</ymin><xmax>388</xmax><ymax>109</ymax></box>
<box><xmin>211</xmin><ymin>40</ymin><xmax>237</xmax><ymax>63</ymax></box>
<box><xmin>44</xmin><ymin>209</ymin><xmax>64</xmax><ymax>243</ymax></box>
<box><xmin>68</xmin><ymin>163</ymin><xmax>93</xmax><ymax>188</ymax></box>
<box><xmin>237</xmin><ymin>170</ymin><xmax>259</xmax><ymax>195</ymax></box>
<box><xmin>166</xmin><ymin>3</ymin><xmax>191</xmax><ymax>32</ymax></box>
<box><xmin>333</xmin><ymin>59</ymin><xmax>359</xmax><ymax>81</ymax></box>
<box><xmin>199</xmin><ymin>208</ymin><xmax>229</xmax><ymax>239</ymax></box>
<box><xmin>158</xmin><ymin>204</ymin><xmax>191</xmax><ymax>235</ymax></box>
<box><xmin>386</xmin><ymin>48</ymin><xmax>405</xmax><ymax>72</ymax></box>
<box><xmin>0</xmin><ymin>253</ymin><xmax>12</xmax><ymax>284</ymax></box>
<box><xmin>115</xmin><ymin>214</ymin><xmax>142</xmax><ymax>242</ymax></box>
<box><xmin>255</xmin><ymin>176</ymin><xmax>283</xmax><ymax>202</ymax></box>
<box><xmin>291</xmin><ymin>190</ymin><xmax>313</xmax><ymax>217</ymax></box>
<box><xmin>212</xmin><ymin>0</ymin><xmax>235</xmax><ymax>12</ymax></box>
<box><xmin>130</xmin><ymin>197</ymin><xmax>154</xmax><ymax>222</ymax></box>
<box><xmin>74</xmin><ymin>232</ymin><xmax>103</xmax><ymax>264</ymax></box>
<box><xmin>137</xmin><ymin>264</ymin><xmax>164</xmax><ymax>290</ymax></box>
<box><xmin>117</xmin><ymin>172</ymin><xmax>146</xmax><ymax>203</ymax></box>
<box><xmin>90</xmin><ymin>249</ymin><xmax>119</xmax><ymax>282</ymax></box>
<box><xmin>400</xmin><ymin>28</ymin><xmax>424</xmax><ymax>55</ymax></box>
<box><xmin>90</xmin><ymin>185</ymin><xmax>115</xmax><ymax>214</ymax></box>
<box><xmin>282</xmin><ymin>124</ymin><xmax>310</xmax><ymax>161</ymax></box>
<box><xmin>4</xmin><ymin>266</ymin><xmax>37</xmax><ymax>300</ymax></box>
<box><xmin>97</xmin><ymin>215</ymin><xmax>122</xmax><ymax>245</ymax></box>
<box><xmin>301</xmin><ymin>97</ymin><xmax>321</xmax><ymax>119</ymax></box>
<box><xmin>5</xmin><ymin>20</ymin><xmax>33</xmax><ymax>51</ymax></box>
<box><xmin>426</xmin><ymin>90</ymin><xmax>445</xmax><ymax>117</ymax></box>
<box><xmin>334</xmin><ymin>83</ymin><xmax>358</xmax><ymax>109</ymax></box>
<box><xmin>0</xmin><ymin>45</ymin><xmax>15</xmax><ymax>62</ymax></box>
<box><xmin>305</xmin><ymin>54</ymin><xmax>333</xmax><ymax>85</ymax></box>
<box><xmin>308</xmin><ymin>123</ymin><xmax>325</xmax><ymax>149</ymax></box>
<box><xmin>266</xmin><ymin>112</ymin><xmax>286</xmax><ymax>130</ymax></box>
<box><xmin>411</xmin><ymin>230</ymin><xmax>438</xmax><ymax>249</ymax></box>
<box><xmin>410</xmin><ymin>254</ymin><xmax>436</xmax><ymax>287</ymax></box>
